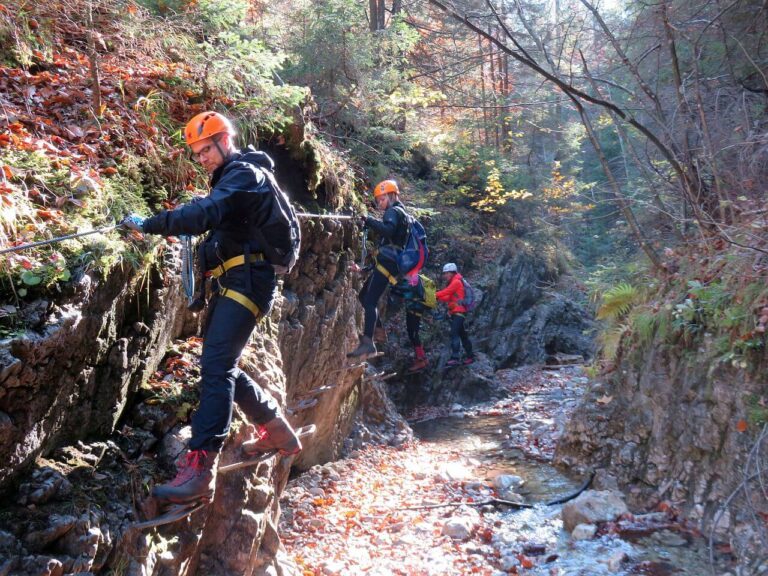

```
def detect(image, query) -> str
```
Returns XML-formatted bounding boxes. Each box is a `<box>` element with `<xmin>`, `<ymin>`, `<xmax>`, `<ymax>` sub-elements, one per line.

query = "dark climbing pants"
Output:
<box><xmin>361</xmin><ymin>269</ymin><xmax>391</xmax><ymax>339</ymax></box>
<box><xmin>449</xmin><ymin>314</ymin><xmax>473</xmax><ymax>359</ymax></box>
<box><xmin>189</xmin><ymin>293</ymin><xmax>279</xmax><ymax>453</ymax></box>
<box><xmin>406</xmin><ymin>310</ymin><xmax>422</xmax><ymax>347</ymax></box>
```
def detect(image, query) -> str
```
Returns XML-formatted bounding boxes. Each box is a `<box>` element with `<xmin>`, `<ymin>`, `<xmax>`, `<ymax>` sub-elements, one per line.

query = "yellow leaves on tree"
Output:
<box><xmin>470</xmin><ymin>161</ymin><xmax>530</xmax><ymax>214</ymax></box>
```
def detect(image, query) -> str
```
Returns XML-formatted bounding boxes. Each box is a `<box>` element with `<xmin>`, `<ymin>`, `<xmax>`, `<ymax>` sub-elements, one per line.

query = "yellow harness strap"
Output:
<box><xmin>219</xmin><ymin>287</ymin><xmax>261</xmax><ymax>318</ymax></box>
<box><xmin>209</xmin><ymin>253</ymin><xmax>265</xmax><ymax>279</ymax></box>
<box><xmin>374</xmin><ymin>258</ymin><xmax>398</xmax><ymax>285</ymax></box>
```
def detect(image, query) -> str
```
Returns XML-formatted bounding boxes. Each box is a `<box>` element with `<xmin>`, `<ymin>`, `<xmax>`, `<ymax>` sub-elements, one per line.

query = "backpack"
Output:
<box><xmin>393</xmin><ymin>206</ymin><xmax>428</xmax><ymax>280</ymax></box>
<box><xmin>419</xmin><ymin>274</ymin><xmax>437</xmax><ymax>309</ymax></box>
<box><xmin>251</xmin><ymin>168</ymin><xmax>302</xmax><ymax>275</ymax></box>
<box><xmin>459</xmin><ymin>278</ymin><xmax>477</xmax><ymax>312</ymax></box>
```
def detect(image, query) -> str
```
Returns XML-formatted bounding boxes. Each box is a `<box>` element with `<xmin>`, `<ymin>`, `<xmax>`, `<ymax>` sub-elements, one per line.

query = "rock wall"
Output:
<box><xmin>555</xmin><ymin>332</ymin><xmax>768</xmax><ymax>547</ymax></box>
<box><xmin>0</xmin><ymin>246</ymin><xmax>194</xmax><ymax>489</ymax></box>
<box><xmin>474</xmin><ymin>246</ymin><xmax>594</xmax><ymax>369</ymax></box>
<box><xmin>0</xmin><ymin>204</ymin><xmax>380</xmax><ymax>574</ymax></box>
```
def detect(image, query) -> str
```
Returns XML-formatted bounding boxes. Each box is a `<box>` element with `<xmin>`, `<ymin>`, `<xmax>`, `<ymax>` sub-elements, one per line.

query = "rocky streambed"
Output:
<box><xmin>279</xmin><ymin>365</ymin><xmax>736</xmax><ymax>575</ymax></box>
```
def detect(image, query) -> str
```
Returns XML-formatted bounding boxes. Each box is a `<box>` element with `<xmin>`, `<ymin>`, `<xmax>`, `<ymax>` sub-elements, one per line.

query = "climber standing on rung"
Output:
<box><xmin>121</xmin><ymin>111</ymin><xmax>302</xmax><ymax>505</ymax></box>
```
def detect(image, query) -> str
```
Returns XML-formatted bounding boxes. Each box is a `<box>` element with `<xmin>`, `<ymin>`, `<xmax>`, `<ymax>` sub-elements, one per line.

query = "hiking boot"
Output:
<box><xmin>446</xmin><ymin>357</ymin><xmax>461</xmax><ymax>367</ymax></box>
<box><xmin>152</xmin><ymin>449</ymin><xmax>217</xmax><ymax>505</ymax></box>
<box><xmin>374</xmin><ymin>326</ymin><xmax>387</xmax><ymax>344</ymax></box>
<box><xmin>242</xmin><ymin>415</ymin><xmax>302</xmax><ymax>456</ymax></box>
<box><xmin>463</xmin><ymin>356</ymin><xmax>475</xmax><ymax>365</ymax></box>
<box><xmin>346</xmin><ymin>335</ymin><xmax>377</xmax><ymax>358</ymax></box>
<box><xmin>407</xmin><ymin>357</ymin><xmax>429</xmax><ymax>373</ymax></box>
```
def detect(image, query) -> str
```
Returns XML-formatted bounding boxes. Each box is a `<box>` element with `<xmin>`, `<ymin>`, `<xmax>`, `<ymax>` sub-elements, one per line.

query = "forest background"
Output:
<box><xmin>1</xmin><ymin>0</ymin><xmax>767</xmax><ymax>374</ymax></box>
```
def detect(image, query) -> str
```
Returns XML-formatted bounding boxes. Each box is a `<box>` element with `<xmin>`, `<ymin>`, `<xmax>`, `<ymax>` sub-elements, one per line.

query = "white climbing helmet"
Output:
<box><xmin>442</xmin><ymin>263</ymin><xmax>458</xmax><ymax>273</ymax></box>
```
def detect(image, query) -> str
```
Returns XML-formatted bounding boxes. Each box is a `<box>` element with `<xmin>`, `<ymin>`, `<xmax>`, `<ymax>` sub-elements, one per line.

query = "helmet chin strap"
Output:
<box><xmin>213</xmin><ymin>137</ymin><xmax>230</xmax><ymax>163</ymax></box>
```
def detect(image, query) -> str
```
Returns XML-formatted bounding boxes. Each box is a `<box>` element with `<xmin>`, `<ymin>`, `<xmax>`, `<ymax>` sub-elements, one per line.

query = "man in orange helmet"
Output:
<box><xmin>122</xmin><ymin>111</ymin><xmax>301</xmax><ymax>505</ymax></box>
<box><xmin>348</xmin><ymin>179</ymin><xmax>411</xmax><ymax>358</ymax></box>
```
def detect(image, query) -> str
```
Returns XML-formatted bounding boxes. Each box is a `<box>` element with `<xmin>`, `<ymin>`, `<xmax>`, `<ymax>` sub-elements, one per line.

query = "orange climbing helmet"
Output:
<box><xmin>184</xmin><ymin>111</ymin><xmax>236</xmax><ymax>146</ymax></box>
<box><xmin>373</xmin><ymin>179</ymin><xmax>399</xmax><ymax>198</ymax></box>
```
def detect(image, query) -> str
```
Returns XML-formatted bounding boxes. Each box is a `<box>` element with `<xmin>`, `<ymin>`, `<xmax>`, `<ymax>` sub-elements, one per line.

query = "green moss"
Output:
<box><xmin>0</xmin><ymin>147</ymin><xmax>158</xmax><ymax>305</ymax></box>
<box><xmin>746</xmin><ymin>394</ymin><xmax>768</xmax><ymax>426</ymax></box>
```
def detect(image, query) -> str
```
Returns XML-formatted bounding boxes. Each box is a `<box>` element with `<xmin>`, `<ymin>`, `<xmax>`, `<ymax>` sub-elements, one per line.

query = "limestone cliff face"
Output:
<box><xmin>0</xmin><ymin>246</ymin><xmax>195</xmax><ymax>490</ymax></box>
<box><xmin>385</xmin><ymin>242</ymin><xmax>594</xmax><ymax>410</ymax></box>
<box><xmin>555</xmin><ymin>332</ymin><xmax>768</xmax><ymax>557</ymax></box>
<box><xmin>0</xmin><ymin>208</ymin><xmax>374</xmax><ymax>574</ymax></box>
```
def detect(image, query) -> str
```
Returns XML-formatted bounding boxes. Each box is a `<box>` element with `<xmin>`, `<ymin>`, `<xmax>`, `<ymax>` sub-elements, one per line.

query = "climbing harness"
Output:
<box><xmin>375</xmin><ymin>259</ymin><xmax>398</xmax><ymax>285</ymax></box>
<box><xmin>0</xmin><ymin>224</ymin><xmax>119</xmax><ymax>255</ymax></box>
<box><xmin>179</xmin><ymin>235</ymin><xmax>195</xmax><ymax>306</ymax></box>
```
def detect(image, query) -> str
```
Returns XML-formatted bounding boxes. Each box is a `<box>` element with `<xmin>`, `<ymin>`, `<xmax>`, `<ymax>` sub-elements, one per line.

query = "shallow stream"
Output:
<box><xmin>412</xmin><ymin>410</ymin><xmax>728</xmax><ymax>576</ymax></box>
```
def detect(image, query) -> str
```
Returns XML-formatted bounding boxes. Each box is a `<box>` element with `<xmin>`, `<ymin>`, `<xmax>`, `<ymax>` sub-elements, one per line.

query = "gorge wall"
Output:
<box><xmin>555</xmin><ymin>332</ymin><xmax>768</xmax><ymax>565</ymax></box>
<box><xmin>0</xmin><ymin>175</ymin><xmax>380</xmax><ymax>575</ymax></box>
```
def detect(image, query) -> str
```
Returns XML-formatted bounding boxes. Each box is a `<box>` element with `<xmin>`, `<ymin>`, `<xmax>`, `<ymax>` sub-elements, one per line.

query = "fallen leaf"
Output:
<box><xmin>596</xmin><ymin>395</ymin><xmax>613</xmax><ymax>405</ymax></box>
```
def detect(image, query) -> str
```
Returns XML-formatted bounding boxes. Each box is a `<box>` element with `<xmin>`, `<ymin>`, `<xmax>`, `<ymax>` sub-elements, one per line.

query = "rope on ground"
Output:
<box><xmin>392</xmin><ymin>470</ymin><xmax>594</xmax><ymax>512</ymax></box>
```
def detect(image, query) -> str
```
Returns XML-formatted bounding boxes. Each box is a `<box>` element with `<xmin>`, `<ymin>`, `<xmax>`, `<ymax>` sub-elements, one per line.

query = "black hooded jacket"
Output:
<box><xmin>143</xmin><ymin>146</ymin><xmax>276</xmax><ymax>262</ymax></box>
<box><xmin>142</xmin><ymin>146</ymin><xmax>277</xmax><ymax>309</ymax></box>
<box><xmin>364</xmin><ymin>200</ymin><xmax>409</xmax><ymax>274</ymax></box>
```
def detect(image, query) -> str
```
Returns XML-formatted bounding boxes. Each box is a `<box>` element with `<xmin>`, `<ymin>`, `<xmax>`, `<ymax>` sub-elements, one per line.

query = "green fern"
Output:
<box><xmin>600</xmin><ymin>322</ymin><xmax>630</xmax><ymax>361</ymax></box>
<box><xmin>630</xmin><ymin>310</ymin><xmax>658</xmax><ymax>344</ymax></box>
<box><xmin>597</xmin><ymin>283</ymin><xmax>639</xmax><ymax>321</ymax></box>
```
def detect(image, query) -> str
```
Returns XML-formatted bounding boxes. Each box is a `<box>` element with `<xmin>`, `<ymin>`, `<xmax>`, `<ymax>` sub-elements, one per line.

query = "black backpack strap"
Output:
<box><xmin>391</xmin><ymin>205</ymin><xmax>411</xmax><ymax>248</ymax></box>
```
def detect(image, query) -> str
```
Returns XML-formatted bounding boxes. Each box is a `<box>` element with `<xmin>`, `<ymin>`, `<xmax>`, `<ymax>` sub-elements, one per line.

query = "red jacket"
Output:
<box><xmin>436</xmin><ymin>272</ymin><xmax>467</xmax><ymax>314</ymax></box>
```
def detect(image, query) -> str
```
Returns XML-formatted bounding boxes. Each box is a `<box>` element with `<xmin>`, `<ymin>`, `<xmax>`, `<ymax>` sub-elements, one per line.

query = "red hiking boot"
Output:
<box><xmin>407</xmin><ymin>345</ymin><xmax>429</xmax><ymax>373</ymax></box>
<box><xmin>152</xmin><ymin>449</ymin><xmax>217</xmax><ymax>504</ymax></box>
<box><xmin>407</xmin><ymin>357</ymin><xmax>429</xmax><ymax>373</ymax></box>
<box><xmin>242</xmin><ymin>415</ymin><xmax>302</xmax><ymax>456</ymax></box>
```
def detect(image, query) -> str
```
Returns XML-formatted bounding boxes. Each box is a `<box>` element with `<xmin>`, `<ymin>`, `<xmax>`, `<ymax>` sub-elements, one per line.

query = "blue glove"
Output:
<box><xmin>121</xmin><ymin>214</ymin><xmax>145</xmax><ymax>232</ymax></box>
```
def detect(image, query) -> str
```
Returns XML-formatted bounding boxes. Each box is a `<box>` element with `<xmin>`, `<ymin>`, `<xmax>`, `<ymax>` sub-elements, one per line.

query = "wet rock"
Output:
<box><xmin>442</xmin><ymin>507</ymin><xmax>480</xmax><ymax>540</ymax></box>
<box><xmin>561</xmin><ymin>489</ymin><xmax>629</xmax><ymax>532</ymax></box>
<box><xmin>493</xmin><ymin>474</ymin><xmax>524</xmax><ymax>491</ymax></box>
<box><xmin>442</xmin><ymin>517</ymin><xmax>474</xmax><ymax>540</ymax></box>
<box><xmin>605</xmin><ymin>550</ymin><xmax>627</xmax><ymax>571</ymax></box>
<box><xmin>571</xmin><ymin>523</ymin><xmax>597</xmax><ymax>540</ymax></box>
<box><xmin>24</xmin><ymin>514</ymin><xmax>77</xmax><ymax>551</ymax></box>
